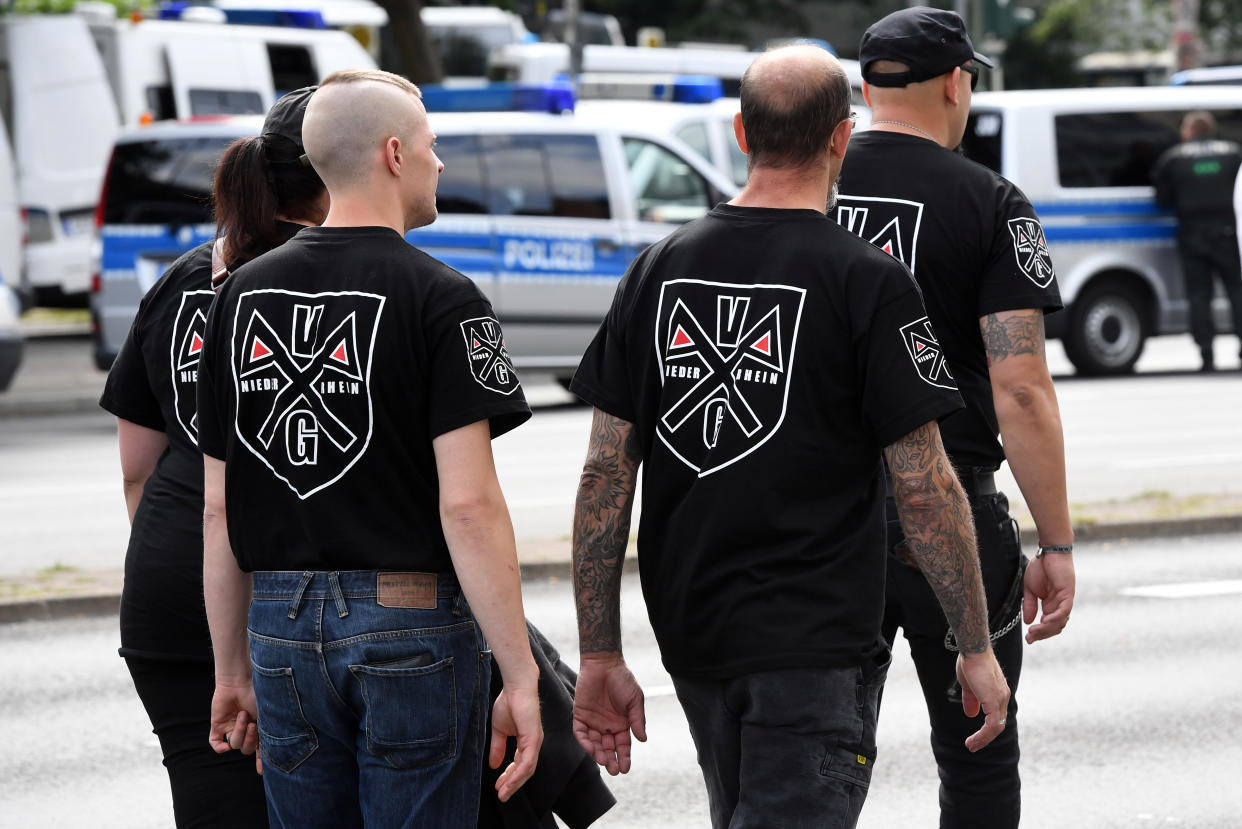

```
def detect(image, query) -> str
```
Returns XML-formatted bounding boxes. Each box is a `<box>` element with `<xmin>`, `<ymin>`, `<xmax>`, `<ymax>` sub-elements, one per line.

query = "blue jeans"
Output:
<box><xmin>671</xmin><ymin>652</ymin><xmax>890</xmax><ymax>829</ymax></box>
<box><xmin>247</xmin><ymin>571</ymin><xmax>490</xmax><ymax>829</ymax></box>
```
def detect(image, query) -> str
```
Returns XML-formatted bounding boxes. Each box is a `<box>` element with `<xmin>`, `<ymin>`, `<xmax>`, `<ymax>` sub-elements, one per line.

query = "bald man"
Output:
<box><xmin>198</xmin><ymin>70</ymin><xmax>542</xmax><ymax>827</ymax></box>
<box><xmin>834</xmin><ymin>8</ymin><xmax>1075</xmax><ymax>828</ymax></box>
<box><xmin>568</xmin><ymin>44</ymin><xmax>1008</xmax><ymax>828</ymax></box>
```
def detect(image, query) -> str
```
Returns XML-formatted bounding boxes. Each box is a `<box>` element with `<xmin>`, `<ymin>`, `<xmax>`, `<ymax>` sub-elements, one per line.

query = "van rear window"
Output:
<box><xmin>103</xmin><ymin>136</ymin><xmax>235</xmax><ymax>225</ymax></box>
<box><xmin>1054</xmin><ymin>108</ymin><xmax>1242</xmax><ymax>188</ymax></box>
<box><xmin>962</xmin><ymin>110</ymin><xmax>1003</xmax><ymax>174</ymax></box>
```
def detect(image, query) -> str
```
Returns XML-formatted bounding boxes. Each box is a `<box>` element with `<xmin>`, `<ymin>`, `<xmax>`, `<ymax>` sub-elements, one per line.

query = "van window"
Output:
<box><xmin>189</xmin><ymin>89</ymin><xmax>266</xmax><ymax>117</ymax></box>
<box><xmin>622</xmin><ymin>137</ymin><xmax>713</xmax><ymax>223</ymax></box>
<box><xmin>428</xmin><ymin>26</ymin><xmax>516</xmax><ymax>78</ymax></box>
<box><xmin>675</xmin><ymin>122</ymin><xmax>711</xmax><ymax>161</ymax></box>
<box><xmin>1054</xmin><ymin>109</ymin><xmax>1242</xmax><ymax>188</ymax></box>
<box><xmin>102</xmin><ymin>136</ymin><xmax>233</xmax><ymax>224</ymax></box>
<box><xmin>435</xmin><ymin>134</ymin><xmax>488</xmax><ymax>214</ymax></box>
<box><xmin>268</xmin><ymin>45</ymin><xmax>317</xmax><ymax>95</ymax></box>
<box><xmin>962</xmin><ymin>110</ymin><xmax>1003</xmax><ymax>174</ymax></box>
<box><xmin>479</xmin><ymin>134</ymin><xmax>610</xmax><ymax>219</ymax></box>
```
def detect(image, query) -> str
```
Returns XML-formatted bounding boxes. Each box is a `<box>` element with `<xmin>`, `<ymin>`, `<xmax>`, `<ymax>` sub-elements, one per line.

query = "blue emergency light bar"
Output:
<box><xmin>419</xmin><ymin>82</ymin><xmax>576</xmax><ymax>115</ymax></box>
<box><xmin>571</xmin><ymin>73</ymin><xmax>724</xmax><ymax>104</ymax></box>
<box><xmin>157</xmin><ymin>2</ymin><xmax>328</xmax><ymax>28</ymax></box>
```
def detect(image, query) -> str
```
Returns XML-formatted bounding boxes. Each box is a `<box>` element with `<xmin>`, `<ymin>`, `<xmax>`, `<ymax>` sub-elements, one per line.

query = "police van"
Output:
<box><xmin>81</xmin><ymin>3</ymin><xmax>377</xmax><ymax>127</ymax></box>
<box><xmin>0</xmin><ymin>109</ymin><xmax>23</xmax><ymax>391</ymax></box>
<box><xmin>91</xmin><ymin>86</ymin><xmax>738</xmax><ymax>374</ymax></box>
<box><xmin>961</xmin><ymin>86</ymin><xmax>1242</xmax><ymax>375</ymax></box>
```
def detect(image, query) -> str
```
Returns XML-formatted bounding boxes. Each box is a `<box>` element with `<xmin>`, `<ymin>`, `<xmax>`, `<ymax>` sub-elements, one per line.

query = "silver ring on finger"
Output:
<box><xmin>998</xmin><ymin>718</ymin><xmax>1008</xmax><ymax>727</ymax></box>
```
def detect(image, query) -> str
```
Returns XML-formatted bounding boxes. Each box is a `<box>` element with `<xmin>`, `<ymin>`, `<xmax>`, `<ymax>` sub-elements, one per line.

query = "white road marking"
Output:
<box><xmin>1121</xmin><ymin>580</ymin><xmax>1242</xmax><ymax>599</ymax></box>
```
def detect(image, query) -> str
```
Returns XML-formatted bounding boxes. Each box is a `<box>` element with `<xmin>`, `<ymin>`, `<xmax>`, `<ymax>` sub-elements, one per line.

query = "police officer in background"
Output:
<box><xmin>835</xmin><ymin>8</ymin><xmax>1077</xmax><ymax>828</ymax></box>
<box><xmin>1153</xmin><ymin>110</ymin><xmax>1242</xmax><ymax>371</ymax></box>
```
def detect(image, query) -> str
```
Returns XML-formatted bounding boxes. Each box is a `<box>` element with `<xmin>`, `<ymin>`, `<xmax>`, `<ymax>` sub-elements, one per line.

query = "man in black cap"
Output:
<box><xmin>1152</xmin><ymin>110</ymin><xmax>1242</xmax><ymax>371</ymax></box>
<box><xmin>834</xmin><ymin>7</ymin><xmax>1077</xmax><ymax>828</ymax></box>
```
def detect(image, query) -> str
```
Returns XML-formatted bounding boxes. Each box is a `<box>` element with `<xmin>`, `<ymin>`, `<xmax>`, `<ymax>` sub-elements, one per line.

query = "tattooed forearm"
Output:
<box><xmin>884</xmin><ymin>422</ymin><xmax>990</xmax><ymax>654</ymax></box>
<box><xmin>573</xmin><ymin>409</ymin><xmax>643</xmax><ymax>653</ymax></box>
<box><xmin>981</xmin><ymin>309</ymin><xmax>1045</xmax><ymax>366</ymax></box>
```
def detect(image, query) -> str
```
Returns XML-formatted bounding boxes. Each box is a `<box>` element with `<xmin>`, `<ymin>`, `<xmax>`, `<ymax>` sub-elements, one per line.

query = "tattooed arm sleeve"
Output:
<box><xmin>883</xmin><ymin>421</ymin><xmax>991</xmax><ymax>654</ymax></box>
<box><xmin>980</xmin><ymin>309</ymin><xmax>1072</xmax><ymax>548</ymax></box>
<box><xmin>573</xmin><ymin>408</ymin><xmax>643</xmax><ymax>654</ymax></box>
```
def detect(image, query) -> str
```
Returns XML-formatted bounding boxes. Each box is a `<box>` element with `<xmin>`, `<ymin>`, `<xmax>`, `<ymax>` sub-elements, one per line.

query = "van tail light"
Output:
<box><xmin>94</xmin><ymin>149</ymin><xmax>116</xmax><ymax>233</ymax></box>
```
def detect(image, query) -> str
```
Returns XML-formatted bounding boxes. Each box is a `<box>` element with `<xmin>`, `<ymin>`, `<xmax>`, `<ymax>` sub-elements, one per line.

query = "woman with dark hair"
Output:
<box><xmin>99</xmin><ymin>86</ymin><xmax>324</xmax><ymax>828</ymax></box>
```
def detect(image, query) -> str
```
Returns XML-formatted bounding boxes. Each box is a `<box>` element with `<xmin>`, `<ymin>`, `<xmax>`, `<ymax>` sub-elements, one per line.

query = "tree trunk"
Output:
<box><xmin>376</xmin><ymin>0</ymin><xmax>443</xmax><ymax>84</ymax></box>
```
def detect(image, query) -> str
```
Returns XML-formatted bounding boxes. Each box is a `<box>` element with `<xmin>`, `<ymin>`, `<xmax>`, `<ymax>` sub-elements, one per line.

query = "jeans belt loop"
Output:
<box><xmin>328</xmin><ymin>571</ymin><xmax>349</xmax><ymax>619</ymax></box>
<box><xmin>288</xmin><ymin>571</ymin><xmax>313</xmax><ymax>620</ymax></box>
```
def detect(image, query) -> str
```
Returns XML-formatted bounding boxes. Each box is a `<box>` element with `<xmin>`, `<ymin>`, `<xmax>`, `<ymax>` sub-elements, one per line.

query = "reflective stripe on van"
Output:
<box><xmin>1035</xmin><ymin>200</ymin><xmax>1178</xmax><ymax>243</ymax></box>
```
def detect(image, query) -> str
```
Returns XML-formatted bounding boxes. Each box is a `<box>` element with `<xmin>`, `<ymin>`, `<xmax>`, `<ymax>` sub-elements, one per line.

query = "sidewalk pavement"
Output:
<box><xmin>4</xmin><ymin>326</ymin><xmax>1242</xmax><ymax>624</ymax></box>
<box><xmin>4</xmin><ymin>511</ymin><xmax>1241</xmax><ymax>625</ymax></box>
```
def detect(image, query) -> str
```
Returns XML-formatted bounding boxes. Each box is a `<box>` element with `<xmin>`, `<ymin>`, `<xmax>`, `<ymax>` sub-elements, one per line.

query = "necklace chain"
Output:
<box><xmin>871</xmin><ymin>119</ymin><xmax>937</xmax><ymax>142</ymax></box>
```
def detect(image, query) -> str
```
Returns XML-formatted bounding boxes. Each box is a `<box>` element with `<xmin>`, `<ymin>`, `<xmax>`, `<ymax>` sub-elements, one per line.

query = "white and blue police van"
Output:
<box><xmin>962</xmin><ymin>86</ymin><xmax>1242</xmax><ymax>375</ymax></box>
<box><xmin>91</xmin><ymin>83</ymin><xmax>739</xmax><ymax>377</ymax></box>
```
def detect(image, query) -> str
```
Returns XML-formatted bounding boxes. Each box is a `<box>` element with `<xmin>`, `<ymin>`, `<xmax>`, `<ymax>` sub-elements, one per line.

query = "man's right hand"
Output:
<box><xmin>956</xmin><ymin>650</ymin><xmax>1011</xmax><ymax>753</ymax></box>
<box><xmin>573</xmin><ymin>652</ymin><xmax>647</xmax><ymax>775</ymax></box>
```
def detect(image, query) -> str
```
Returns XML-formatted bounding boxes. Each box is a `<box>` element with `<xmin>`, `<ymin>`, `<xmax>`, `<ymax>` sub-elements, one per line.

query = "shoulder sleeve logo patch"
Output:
<box><xmin>1007</xmin><ymin>217</ymin><xmax>1056</xmax><ymax>288</ymax></box>
<box><xmin>900</xmin><ymin>316</ymin><xmax>956</xmax><ymax>389</ymax></box>
<box><xmin>460</xmin><ymin>316</ymin><xmax>521</xmax><ymax>396</ymax></box>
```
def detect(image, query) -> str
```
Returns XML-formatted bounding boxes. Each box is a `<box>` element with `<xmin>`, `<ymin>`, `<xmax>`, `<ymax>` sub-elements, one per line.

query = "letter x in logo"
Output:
<box><xmin>660</xmin><ymin>296</ymin><xmax>783</xmax><ymax>438</ymax></box>
<box><xmin>239</xmin><ymin>309</ymin><xmax>362</xmax><ymax>452</ymax></box>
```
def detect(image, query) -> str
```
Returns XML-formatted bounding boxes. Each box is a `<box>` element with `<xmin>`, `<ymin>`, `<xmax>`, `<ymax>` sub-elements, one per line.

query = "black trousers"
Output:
<box><xmin>883</xmin><ymin>491</ymin><xmax>1025</xmax><ymax>829</ymax></box>
<box><xmin>125</xmin><ymin>656</ymin><xmax>269</xmax><ymax>829</ymax></box>
<box><xmin>1177</xmin><ymin>223</ymin><xmax>1242</xmax><ymax>356</ymax></box>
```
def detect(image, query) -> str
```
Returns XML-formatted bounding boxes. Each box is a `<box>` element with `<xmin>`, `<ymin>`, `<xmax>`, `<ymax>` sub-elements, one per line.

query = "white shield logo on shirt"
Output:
<box><xmin>460</xmin><ymin>316</ymin><xmax>520</xmax><ymax>396</ymax></box>
<box><xmin>654</xmin><ymin>279</ymin><xmax>805</xmax><ymax>477</ymax></box>
<box><xmin>1008</xmin><ymin>218</ymin><xmax>1056</xmax><ymax>288</ymax></box>
<box><xmin>835</xmin><ymin>195</ymin><xmax>926</xmax><ymax>274</ymax></box>
<box><xmin>900</xmin><ymin>316</ymin><xmax>955</xmax><ymax>390</ymax></box>
<box><xmin>170</xmin><ymin>289</ymin><xmax>216</xmax><ymax>444</ymax></box>
<box><xmin>230</xmin><ymin>289</ymin><xmax>385</xmax><ymax>499</ymax></box>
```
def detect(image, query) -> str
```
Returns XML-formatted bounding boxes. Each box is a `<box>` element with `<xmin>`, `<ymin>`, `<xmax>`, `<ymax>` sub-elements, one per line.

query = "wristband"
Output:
<box><xmin>1036</xmin><ymin>544</ymin><xmax>1073</xmax><ymax>558</ymax></box>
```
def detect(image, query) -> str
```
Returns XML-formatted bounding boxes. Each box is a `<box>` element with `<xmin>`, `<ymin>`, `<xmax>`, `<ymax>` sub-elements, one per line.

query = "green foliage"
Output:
<box><xmin>5</xmin><ymin>0</ymin><xmax>149</xmax><ymax>14</ymax></box>
<box><xmin>590</xmin><ymin>0</ymin><xmax>806</xmax><ymax>46</ymax></box>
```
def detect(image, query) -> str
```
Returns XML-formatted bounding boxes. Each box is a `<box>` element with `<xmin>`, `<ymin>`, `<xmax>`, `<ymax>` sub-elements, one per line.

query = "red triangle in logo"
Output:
<box><xmin>330</xmin><ymin>341</ymin><xmax>349</xmax><ymax>364</ymax></box>
<box><xmin>671</xmin><ymin>326</ymin><xmax>693</xmax><ymax>348</ymax></box>
<box><xmin>753</xmin><ymin>333</ymin><xmax>771</xmax><ymax>355</ymax></box>
<box><xmin>472</xmin><ymin>338</ymin><xmax>481</xmax><ymax>349</ymax></box>
<box><xmin>882</xmin><ymin>241</ymin><xmax>894</xmax><ymax>256</ymax></box>
<box><xmin>188</xmin><ymin>333</ymin><xmax>203</xmax><ymax>356</ymax></box>
<box><xmin>251</xmin><ymin>338</ymin><xmax>271</xmax><ymax>361</ymax></box>
<box><xmin>915</xmin><ymin>341</ymin><xmax>925</xmax><ymax>352</ymax></box>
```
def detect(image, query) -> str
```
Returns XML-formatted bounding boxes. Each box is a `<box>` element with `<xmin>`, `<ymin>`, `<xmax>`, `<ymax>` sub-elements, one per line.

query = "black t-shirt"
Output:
<box><xmin>197</xmin><ymin>226</ymin><xmax>531</xmax><ymax>573</ymax></box>
<box><xmin>1152</xmin><ymin>138</ymin><xmax>1242</xmax><ymax>226</ymax></box>
<box><xmin>836</xmin><ymin>131</ymin><xmax>1064</xmax><ymax>468</ymax></box>
<box><xmin>571</xmin><ymin>204</ymin><xmax>963</xmax><ymax>679</ymax></box>
<box><xmin>100</xmin><ymin>241</ymin><xmax>217</xmax><ymax>661</ymax></box>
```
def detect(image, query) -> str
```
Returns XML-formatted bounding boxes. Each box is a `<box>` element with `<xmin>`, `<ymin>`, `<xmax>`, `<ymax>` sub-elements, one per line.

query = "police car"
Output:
<box><xmin>962</xmin><ymin>86</ymin><xmax>1242</xmax><ymax>374</ymax></box>
<box><xmin>90</xmin><ymin>84</ymin><xmax>739</xmax><ymax>376</ymax></box>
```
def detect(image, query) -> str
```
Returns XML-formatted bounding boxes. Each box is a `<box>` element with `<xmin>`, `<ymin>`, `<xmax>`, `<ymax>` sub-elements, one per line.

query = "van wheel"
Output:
<box><xmin>1063</xmin><ymin>283</ymin><xmax>1146</xmax><ymax>375</ymax></box>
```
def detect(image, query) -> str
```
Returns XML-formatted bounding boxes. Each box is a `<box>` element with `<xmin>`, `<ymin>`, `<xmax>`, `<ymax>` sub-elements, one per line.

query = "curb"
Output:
<box><xmin>2</xmin><ymin>517</ymin><xmax>1239</xmax><ymax>625</ymax></box>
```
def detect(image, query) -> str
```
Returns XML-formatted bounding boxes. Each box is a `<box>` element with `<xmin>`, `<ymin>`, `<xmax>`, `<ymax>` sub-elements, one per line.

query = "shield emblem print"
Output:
<box><xmin>170</xmin><ymin>289</ymin><xmax>215</xmax><ymax>444</ymax></box>
<box><xmin>1008</xmin><ymin>217</ymin><xmax>1056</xmax><ymax>288</ymax></box>
<box><xmin>654</xmin><ymin>279</ymin><xmax>805</xmax><ymax>477</ymax></box>
<box><xmin>230</xmin><ymin>289</ymin><xmax>385</xmax><ymax>499</ymax></box>
<box><xmin>835</xmin><ymin>195</ymin><xmax>926</xmax><ymax>274</ymax></box>
<box><xmin>460</xmin><ymin>316</ymin><xmax>520</xmax><ymax>396</ymax></box>
<box><xmin>900</xmin><ymin>316</ymin><xmax>955</xmax><ymax>390</ymax></box>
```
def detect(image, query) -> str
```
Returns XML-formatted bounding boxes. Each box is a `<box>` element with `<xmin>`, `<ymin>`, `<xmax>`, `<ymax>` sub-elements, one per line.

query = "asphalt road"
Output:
<box><xmin>2</xmin><ymin>345</ymin><xmax>1240</xmax><ymax>577</ymax></box>
<box><xmin>1</xmin><ymin>531</ymin><xmax>1239</xmax><ymax>828</ymax></box>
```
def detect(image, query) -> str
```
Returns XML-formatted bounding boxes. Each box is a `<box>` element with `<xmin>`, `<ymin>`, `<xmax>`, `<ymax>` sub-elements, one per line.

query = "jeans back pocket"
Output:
<box><xmin>349</xmin><ymin>655</ymin><xmax>457</xmax><ymax>770</ymax></box>
<box><xmin>251</xmin><ymin>662</ymin><xmax>319</xmax><ymax>774</ymax></box>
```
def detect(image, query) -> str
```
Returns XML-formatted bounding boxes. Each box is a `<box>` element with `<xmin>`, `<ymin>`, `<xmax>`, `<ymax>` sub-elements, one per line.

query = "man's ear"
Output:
<box><xmin>829</xmin><ymin>117</ymin><xmax>853</xmax><ymax>161</ymax></box>
<box><xmin>861</xmin><ymin>81</ymin><xmax>874</xmax><ymax>108</ymax></box>
<box><xmin>945</xmin><ymin>67</ymin><xmax>963</xmax><ymax>108</ymax></box>
<box><xmin>384</xmin><ymin>136</ymin><xmax>402</xmax><ymax>177</ymax></box>
<box><xmin>733</xmin><ymin>111</ymin><xmax>749</xmax><ymax>154</ymax></box>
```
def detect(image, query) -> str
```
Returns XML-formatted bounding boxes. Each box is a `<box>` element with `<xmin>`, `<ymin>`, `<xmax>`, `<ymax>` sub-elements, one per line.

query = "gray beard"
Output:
<box><xmin>826</xmin><ymin>180</ymin><xmax>839</xmax><ymax>212</ymax></box>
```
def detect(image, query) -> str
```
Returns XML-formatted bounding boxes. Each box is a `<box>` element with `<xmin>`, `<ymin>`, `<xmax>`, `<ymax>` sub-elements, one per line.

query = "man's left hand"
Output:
<box><xmin>1023</xmin><ymin>552</ymin><xmax>1075</xmax><ymax>643</ymax></box>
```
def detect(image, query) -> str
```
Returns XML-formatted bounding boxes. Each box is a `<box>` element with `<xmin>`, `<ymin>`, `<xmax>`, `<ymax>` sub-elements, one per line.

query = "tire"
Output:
<box><xmin>1062</xmin><ymin>282</ymin><xmax>1147</xmax><ymax>376</ymax></box>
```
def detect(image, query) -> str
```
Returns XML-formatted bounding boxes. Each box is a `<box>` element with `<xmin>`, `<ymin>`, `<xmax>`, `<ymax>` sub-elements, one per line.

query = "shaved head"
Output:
<box><xmin>740</xmin><ymin>45</ymin><xmax>851</xmax><ymax>170</ymax></box>
<box><xmin>303</xmin><ymin>70</ymin><xmax>426</xmax><ymax>190</ymax></box>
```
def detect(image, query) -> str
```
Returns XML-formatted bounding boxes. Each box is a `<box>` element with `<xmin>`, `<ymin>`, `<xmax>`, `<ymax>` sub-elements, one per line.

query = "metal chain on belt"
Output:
<box><xmin>943</xmin><ymin>610</ymin><xmax>1023</xmax><ymax>653</ymax></box>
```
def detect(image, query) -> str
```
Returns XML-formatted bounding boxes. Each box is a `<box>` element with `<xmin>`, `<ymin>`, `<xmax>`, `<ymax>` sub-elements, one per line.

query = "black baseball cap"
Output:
<box><xmin>860</xmin><ymin>7</ymin><xmax>993</xmax><ymax>88</ymax></box>
<box><xmin>261</xmin><ymin>85</ymin><xmax>317</xmax><ymax>157</ymax></box>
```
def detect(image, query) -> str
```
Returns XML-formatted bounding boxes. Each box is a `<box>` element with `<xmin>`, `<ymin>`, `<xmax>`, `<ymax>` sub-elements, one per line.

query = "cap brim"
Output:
<box><xmin>973</xmin><ymin>51</ymin><xmax>994</xmax><ymax>69</ymax></box>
